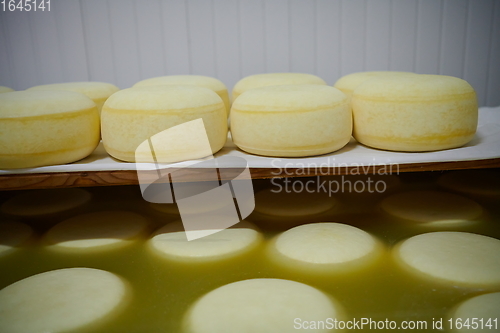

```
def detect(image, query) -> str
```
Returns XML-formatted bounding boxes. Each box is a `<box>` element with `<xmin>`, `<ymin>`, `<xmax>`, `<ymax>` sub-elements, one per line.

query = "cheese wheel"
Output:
<box><xmin>44</xmin><ymin>211</ymin><xmax>150</xmax><ymax>252</ymax></box>
<box><xmin>394</xmin><ymin>232</ymin><xmax>500</xmax><ymax>288</ymax></box>
<box><xmin>183</xmin><ymin>278</ymin><xmax>343</xmax><ymax>333</ymax></box>
<box><xmin>450</xmin><ymin>292</ymin><xmax>500</xmax><ymax>333</ymax></box>
<box><xmin>231</xmin><ymin>85</ymin><xmax>351</xmax><ymax>157</ymax></box>
<box><xmin>27</xmin><ymin>81</ymin><xmax>119</xmax><ymax>114</ymax></box>
<box><xmin>269</xmin><ymin>223</ymin><xmax>383</xmax><ymax>274</ymax></box>
<box><xmin>0</xmin><ymin>268</ymin><xmax>130</xmax><ymax>333</ymax></box>
<box><xmin>333</xmin><ymin>71</ymin><xmax>413</xmax><ymax>100</ymax></box>
<box><xmin>1</xmin><ymin>188</ymin><xmax>91</xmax><ymax>217</ymax></box>
<box><xmin>0</xmin><ymin>222</ymin><xmax>33</xmax><ymax>257</ymax></box>
<box><xmin>133</xmin><ymin>75</ymin><xmax>230</xmax><ymax>117</ymax></box>
<box><xmin>148</xmin><ymin>221</ymin><xmax>262</xmax><ymax>262</ymax></box>
<box><xmin>232</xmin><ymin>72</ymin><xmax>327</xmax><ymax>101</ymax></box>
<box><xmin>0</xmin><ymin>91</ymin><xmax>100</xmax><ymax>169</ymax></box>
<box><xmin>438</xmin><ymin>170</ymin><xmax>500</xmax><ymax>197</ymax></box>
<box><xmin>0</xmin><ymin>86</ymin><xmax>14</xmax><ymax>93</ymax></box>
<box><xmin>352</xmin><ymin>75</ymin><xmax>478</xmax><ymax>152</ymax></box>
<box><xmin>380</xmin><ymin>190</ymin><xmax>483</xmax><ymax>227</ymax></box>
<box><xmin>101</xmin><ymin>86</ymin><xmax>227</xmax><ymax>162</ymax></box>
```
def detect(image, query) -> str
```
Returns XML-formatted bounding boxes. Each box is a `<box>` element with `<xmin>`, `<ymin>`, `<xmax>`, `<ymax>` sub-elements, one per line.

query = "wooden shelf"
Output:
<box><xmin>1</xmin><ymin>158</ymin><xmax>500</xmax><ymax>191</ymax></box>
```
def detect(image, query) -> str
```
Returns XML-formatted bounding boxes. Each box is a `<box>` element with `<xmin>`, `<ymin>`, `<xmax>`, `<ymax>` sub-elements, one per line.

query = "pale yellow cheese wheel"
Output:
<box><xmin>333</xmin><ymin>71</ymin><xmax>413</xmax><ymax>100</ymax></box>
<box><xmin>449</xmin><ymin>292</ymin><xmax>500</xmax><ymax>332</ymax></box>
<box><xmin>351</xmin><ymin>75</ymin><xmax>478</xmax><ymax>152</ymax></box>
<box><xmin>0</xmin><ymin>221</ymin><xmax>33</xmax><ymax>257</ymax></box>
<box><xmin>232</xmin><ymin>72</ymin><xmax>327</xmax><ymax>101</ymax></box>
<box><xmin>1</xmin><ymin>188</ymin><xmax>91</xmax><ymax>217</ymax></box>
<box><xmin>101</xmin><ymin>86</ymin><xmax>227</xmax><ymax>162</ymax></box>
<box><xmin>0</xmin><ymin>91</ymin><xmax>100</xmax><ymax>169</ymax></box>
<box><xmin>394</xmin><ymin>232</ymin><xmax>500</xmax><ymax>288</ymax></box>
<box><xmin>27</xmin><ymin>81</ymin><xmax>119</xmax><ymax>114</ymax></box>
<box><xmin>231</xmin><ymin>85</ymin><xmax>351</xmax><ymax>157</ymax></box>
<box><xmin>44</xmin><ymin>211</ymin><xmax>150</xmax><ymax>252</ymax></box>
<box><xmin>183</xmin><ymin>278</ymin><xmax>343</xmax><ymax>333</ymax></box>
<box><xmin>0</xmin><ymin>268</ymin><xmax>130</xmax><ymax>333</ymax></box>
<box><xmin>148</xmin><ymin>221</ymin><xmax>262</xmax><ymax>262</ymax></box>
<box><xmin>133</xmin><ymin>75</ymin><xmax>230</xmax><ymax>117</ymax></box>
<box><xmin>0</xmin><ymin>86</ymin><xmax>14</xmax><ymax>93</ymax></box>
<box><xmin>380</xmin><ymin>190</ymin><xmax>483</xmax><ymax>227</ymax></box>
<box><xmin>269</xmin><ymin>223</ymin><xmax>383</xmax><ymax>274</ymax></box>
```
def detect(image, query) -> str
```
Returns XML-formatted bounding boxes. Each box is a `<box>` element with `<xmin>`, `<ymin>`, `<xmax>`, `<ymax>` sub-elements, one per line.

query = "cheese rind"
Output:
<box><xmin>231</xmin><ymin>85</ymin><xmax>351</xmax><ymax>157</ymax></box>
<box><xmin>0</xmin><ymin>91</ymin><xmax>100</xmax><ymax>169</ymax></box>
<box><xmin>450</xmin><ymin>292</ymin><xmax>500</xmax><ymax>333</ymax></box>
<box><xmin>351</xmin><ymin>75</ymin><xmax>478</xmax><ymax>152</ymax></box>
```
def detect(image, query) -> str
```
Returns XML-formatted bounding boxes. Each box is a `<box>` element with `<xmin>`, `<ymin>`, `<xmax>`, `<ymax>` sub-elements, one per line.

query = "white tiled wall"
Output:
<box><xmin>1</xmin><ymin>0</ymin><xmax>499</xmax><ymax>106</ymax></box>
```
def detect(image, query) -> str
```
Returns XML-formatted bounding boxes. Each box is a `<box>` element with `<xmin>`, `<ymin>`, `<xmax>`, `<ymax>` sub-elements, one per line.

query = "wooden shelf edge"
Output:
<box><xmin>1</xmin><ymin>158</ymin><xmax>500</xmax><ymax>191</ymax></box>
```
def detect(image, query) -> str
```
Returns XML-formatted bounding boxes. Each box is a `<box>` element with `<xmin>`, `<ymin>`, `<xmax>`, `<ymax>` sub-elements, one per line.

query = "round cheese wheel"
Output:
<box><xmin>0</xmin><ymin>91</ymin><xmax>100</xmax><ymax>169</ymax></box>
<box><xmin>394</xmin><ymin>232</ymin><xmax>500</xmax><ymax>288</ymax></box>
<box><xmin>133</xmin><ymin>75</ymin><xmax>230</xmax><ymax>117</ymax></box>
<box><xmin>0</xmin><ymin>221</ymin><xmax>33</xmax><ymax>257</ymax></box>
<box><xmin>380</xmin><ymin>190</ymin><xmax>483</xmax><ymax>227</ymax></box>
<box><xmin>1</xmin><ymin>188</ymin><xmax>91</xmax><ymax>218</ymax></box>
<box><xmin>269</xmin><ymin>223</ymin><xmax>383</xmax><ymax>274</ymax></box>
<box><xmin>232</xmin><ymin>72</ymin><xmax>327</xmax><ymax>101</ymax></box>
<box><xmin>231</xmin><ymin>85</ymin><xmax>351</xmax><ymax>157</ymax></box>
<box><xmin>101</xmin><ymin>86</ymin><xmax>227</xmax><ymax>163</ymax></box>
<box><xmin>183</xmin><ymin>278</ymin><xmax>343</xmax><ymax>333</ymax></box>
<box><xmin>438</xmin><ymin>170</ymin><xmax>500</xmax><ymax>197</ymax></box>
<box><xmin>449</xmin><ymin>292</ymin><xmax>500</xmax><ymax>332</ymax></box>
<box><xmin>0</xmin><ymin>86</ymin><xmax>14</xmax><ymax>93</ymax></box>
<box><xmin>148</xmin><ymin>221</ymin><xmax>262</xmax><ymax>262</ymax></box>
<box><xmin>333</xmin><ymin>71</ymin><xmax>413</xmax><ymax>100</ymax></box>
<box><xmin>44</xmin><ymin>211</ymin><xmax>150</xmax><ymax>252</ymax></box>
<box><xmin>351</xmin><ymin>75</ymin><xmax>478</xmax><ymax>152</ymax></box>
<box><xmin>27</xmin><ymin>81</ymin><xmax>119</xmax><ymax>114</ymax></box>
<box><xmin>0</xmin><ymin>268</ymin><xmax>130</xmax><ymax>333</ymax></box>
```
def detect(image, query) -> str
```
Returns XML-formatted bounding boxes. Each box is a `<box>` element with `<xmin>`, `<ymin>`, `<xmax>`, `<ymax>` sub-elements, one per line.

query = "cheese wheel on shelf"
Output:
<box><xmin>183</xmin><ymin>278</ymin><xmax>343</xmax><ymax>333</ymax></box>
<box><xmin>133</xmin><ymin>75</ymin><xmax>230</xmax><ymax>117</ymax></box>
<box><xmin>0</xmin><ymin>86</ymin><xmax>14</xmax><ymax>93</ymax></box>
<box><xmin>231</xmin><ymin>85</ymin><xmax>351</xmax><ymax>157</ymax></box>
<box><xmin>0</xmin><ymin>91</ymin><xmax>100</xmax><ymax>169</ymax></box>
<box><xmin>101</xmin><ymin>86</ymin><xmax>227</xmax><ymax>163</ymax></box>
<box><xmin>449</xmin><ymin>292</ymin><xmax>500</xmax><ymax>333</ymax></box>
<box><xmin>0</xmin><ymin>268</ymin><xmax>130</xmax><ymax>333</ymax></box>
<box><xmin>393</xmin><ymin>232</ymin><xmax>500</xmax><ymax>288</ymax></box>
<box><xmin>232</xmin><ymin>72</ymin><xmax>327</xmax><ymax>101</ymax></box>
<box><xmin>268</xmin><ymin>223</ymin><xmax>384</xmax><ymax>274</ymax></box>
<box><xmin>0</xmin><ymin>221</ymin><xmax>33</xmax><ymax>257</ymax></box>
<box><xmin>44</xmin><ymin>211</ymin><xmax>150</xmax><ymax>252</ymax></box>
<box><xmin>27</xmin><ymin>81</ymin><xmax>119</xmax><ymax>114</ymax></box>
<box><xmin>351</xmin><ymin>75</ymin><xmax>478</xmax><ymax>152</ymax></box>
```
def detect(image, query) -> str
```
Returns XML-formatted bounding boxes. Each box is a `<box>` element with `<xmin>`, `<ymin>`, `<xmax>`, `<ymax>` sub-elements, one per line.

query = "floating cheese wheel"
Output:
<box><xmin>0</xmin><ymin>91</ymin><xmax>100</xmax><ymax>169</ymax></box>
<box><xmin>44</xmin><ymin>211</ymin><xmax>150</xmax><ymax>252</ymax></box>
<box><xmin>381</xmin><ymin>190</ymin><xmax>482</xmax><ymax>227</ymax></box>
<box><xmin>438</xmin><ymin>170</ymin><xmax>500</xmax><ymax>197</ymax></box>
<box><xmin>351</xmin><ymin>75</ymin><xmax>478</xmax><ymax>152</ymax></box>
<box><xmin>450</xmin><ymin>292</ymin><xmax>500</xmax><ymax>333</ymax></box>
<box><xmin>232</xmin><ymin>72</ymin><xmax>327</xmax><ymax>101</ymax></box>
<box><xmin>0</xmin><ymin>222</ymin><xmax>33</xmax><ymax>257</ymax></box>
<box><xmin>183</xmin><ymin>278</ymin><xmax>343</xmax><ymax>333</ymax></box>
<box><xmin>148</xmin><ymin>221</ymin><xmax>262</xmax><ymax>262</ymax></box>
<box><xmin>101</xmin><ymin>86</ymin><xmax>227</xmax><ymax>163</ymax></box>
<box><xmin>269</xmin><ymin>223</ymin><xmax>383</xmax><ymax>274</ymax></box>
<box><xmin>0</xmin><ymin>268</ymin><xmax>130</xmax><ymax>333</ymax></box>
<box><xmin>231</xmin><ymin>85</ymin><xmax>351</xmax><ymax>157</ymax></box>
<box><xmin>1</xmin><ymin>188</ymin><xmax>91</xmax><ymax>218</ymax></box>
<box><xmin>133</xmin><ymin>75</ymin><xmax>230</xmax><ymax>117</ymax></box>
<box><xmin>394</xmin><ymin>232</ymin><xmax>500</xmax><ymax>288</ymax></box>
<box><xmin>0</xmin><ymin>86</ymin><xmax>14</xmax><ymax>93</ymax></box>
<box><xmin>27</xmin><ymin>81</ymin><xmax>119</xmax><ymax>114</ymax></box>
<box><xmin>333</xmin><ymin>71</ymin><xmax>412</xmax><ymax>100</ymax></box>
